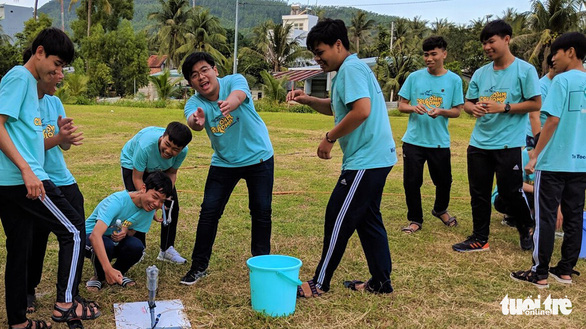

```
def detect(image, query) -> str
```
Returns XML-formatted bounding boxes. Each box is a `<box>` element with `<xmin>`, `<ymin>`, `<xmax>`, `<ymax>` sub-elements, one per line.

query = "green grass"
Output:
<box><xmin>1</xmin><ymin>106</ymin><xmax>585</xmax><ymax>328</ymax></box>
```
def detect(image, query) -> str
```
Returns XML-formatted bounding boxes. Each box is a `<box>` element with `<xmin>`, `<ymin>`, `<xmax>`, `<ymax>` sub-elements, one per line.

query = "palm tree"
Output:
<box><xmin>60</xmin><ymin>0</ymin><xmax>65</xmax><ymax>31</ymax></box>
<box><xmin>259</xmin><ymin>70</ymin><xmax>286</xmax><ymax>102</ymax></box>
<box><xmin>69</xmin><ymin>0</ymin><xmax>113</xmax><ymax>37</ymax></box>
<box><xmin>375</xmin><ymin>53</ymin><xmax>419</xmax><ymax>101</ymax></box>
<box><xmin>349</xmin><ymin>10</ymin><xmax>375</xmax><ymax>55</ymax></box>
<box><xmin>176</xmin><ymin>8</ymin><xmax>228</xmax><ymax>66</ymax></box>
<box><xmin>148</xmin><ymin>70</ymin><xmax>181</xmax><ymax>100</ymax></box>
<box><xmin>431</xmin><ymin>18</ymin><xmax>455</xmax><ymax>36</ymax></box>
<box><xmin>34</xmin><ymin>0</ymin><xmax>38</xmax><ymax>20</ymax></box>
<box><xmin>148</xmin><ymin>0</ymin><xmax>191</xmax><ymax>68</ymax></box>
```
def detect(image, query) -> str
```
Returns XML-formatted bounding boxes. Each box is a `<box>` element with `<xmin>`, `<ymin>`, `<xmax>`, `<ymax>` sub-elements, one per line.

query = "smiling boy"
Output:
<box><xmin>120</xmin><ymin>121</ymin><xmax>192</xmax><ymax>264</ymax></box>
<box><xmin>181</xmin><ymin>52</ymin><xmax>274</xmax><ymax>285</ymax></box>
<box><xmin>452</xmin><ymin>20</ymin><xmax>541</xmax><ymax>253</ymax></box>
<box><xmin>397</xmin><ymin>36</ymin><xmax>463</xmax><ymax>234</ymax></box>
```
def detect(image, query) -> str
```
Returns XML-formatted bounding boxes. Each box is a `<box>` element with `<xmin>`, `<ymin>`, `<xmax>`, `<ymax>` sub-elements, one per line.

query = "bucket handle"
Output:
<box><xmin>276</xmin><ymin>271</ymin><xmax>302</xmax><ymax>286</ymax></box>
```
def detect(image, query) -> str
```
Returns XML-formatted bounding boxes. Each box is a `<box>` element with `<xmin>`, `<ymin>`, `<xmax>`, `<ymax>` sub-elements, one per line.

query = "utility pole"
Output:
<box><xmin>232</xmin><ymin>0</ymin><xmax>239</xmax><ymax>74</ymax></box>
<box><xmin>389</xmin><ymin>21</ymin><xmax>394</xmax><ymax>53</ymax></box>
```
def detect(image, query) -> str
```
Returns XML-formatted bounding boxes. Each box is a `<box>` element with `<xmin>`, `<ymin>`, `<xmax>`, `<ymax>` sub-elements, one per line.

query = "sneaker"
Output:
<box><xmin>452</xmin><ymin>236</ymin><xmax>489</xmax><ymax>252</ymax></box>
<box><xmin>157</xmin><ymin>246</ymin><xmax>187</xmax><ymax>264</ymax></box>
<box><xmin>510</xmin><ymin>269</ymin><xmax>549</xmax><ymax>289</ymax></box>
<box><xmin>518</xmin><ymin>227</ymin><xmax>534</xmax><ymax>251</ymax></box>
<box><xmin>180</xmin><ymin>269</ymin><xmax>208</xmax><ymax>286</ymax></box>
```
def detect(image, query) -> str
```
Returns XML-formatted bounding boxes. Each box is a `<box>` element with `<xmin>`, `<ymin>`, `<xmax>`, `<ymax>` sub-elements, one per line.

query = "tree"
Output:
<box><xmin>148</xmin><ymin>69</ymin><xmax>181</xmax><ymax>100</ymax></box>
<box><xmin>148</xmin><ymin>0</ymin><xmax>192</xmax><ymax>68</ymax></box>
<box><xmin>176</xmin><ymin>8</ymin><xmax>228</xmax><ymax>66</ymax></box>
<box><xmin>349</xmin><ymin>10</ymin><xmax>375</xmax><ymax>56</ymax></box>
<box><xmin>431</xmin><ymin>18</ymin><xmax>455</xmax><ymax>36</ymax></box>
<box><xmin>70</xmin><ymin>0</ymin><xmax>113</xmax><ymax>37</ymax></box>
<box><xmin>259</xmin><ymin>70</ymin><xmax>286</xmax><ymax>102</ymax></box>
<box><xmin>14</xmin><ymin>14</ymin><xmax>52</xmax><ymax>50</ymax></box>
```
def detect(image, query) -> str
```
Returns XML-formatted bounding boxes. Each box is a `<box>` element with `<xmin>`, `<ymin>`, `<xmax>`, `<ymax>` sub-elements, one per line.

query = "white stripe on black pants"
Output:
<box><xmin>532</xmin><ymin>170</ymin><xmax>586</xmax><ymax>280</ymax></box>
<box><xmin>0</xmin><ymin>181</ymin><xmax>84</xmax><ymax>326</ymax></box>
<box><xmin>313</xmin><ymin>166</ymin><xmax>393</xmax><ymax>293</ymax></box>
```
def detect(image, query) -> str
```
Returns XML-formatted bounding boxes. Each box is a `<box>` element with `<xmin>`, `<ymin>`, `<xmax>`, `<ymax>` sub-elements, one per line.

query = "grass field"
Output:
<box><xmin>1</xmin><ymin>105</ymin><xmax>585</xmax><ymax>328</ymax></box>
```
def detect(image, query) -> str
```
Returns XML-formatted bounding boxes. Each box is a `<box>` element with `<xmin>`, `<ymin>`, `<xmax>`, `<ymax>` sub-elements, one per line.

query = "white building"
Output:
<box><xmin>281</xmin><ymin>4</ymin><xmax>318</xmax><ymax>48</ymax></box>
<box><xmin>0</xmin><ymin>3</ymin><xmax>33</xmax><ymax>39</ymax></box>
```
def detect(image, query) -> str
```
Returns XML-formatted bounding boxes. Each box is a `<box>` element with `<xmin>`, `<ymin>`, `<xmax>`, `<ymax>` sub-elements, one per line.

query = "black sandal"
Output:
<box><xmin>510</xmin><ymin>269</ymin><xmax>549</xmax><ymax>289</ymax></box>
<box><xmin>401</xmin><ymin>222</ymin><xmax>421</xmax><ymax>234</ymax></box>
<box><xmin>297</xmin><ymin>279</ymin><xmax>322</xmax><ymax>298</ymax></box>
<box><xmin>343</xmin><ymin>279</ymin><xmax>375</xmax><ymax>293</ymax></box>
<box><xmin>9</xmin><ymin>319</ymin><xmax>51</xmax><ymax>329</ymax></box>
<box><xmin>432</xmin><ymin>209</ymin><xmax>457</xmax><ymax>227</ymax></box>
<box><xmin>51</xmin><ymin>297</ymin><xmax>101</xmax><ymax>322</ymax></box>
<box><xmin>67</xmin><ymin>319</ymin><xmax>84</xmax><ymax>329</ymax></box>
<box><xmin>26</xmin><ymin>294</ymin><xmax>36</xmax><ymax>313</ymax></box>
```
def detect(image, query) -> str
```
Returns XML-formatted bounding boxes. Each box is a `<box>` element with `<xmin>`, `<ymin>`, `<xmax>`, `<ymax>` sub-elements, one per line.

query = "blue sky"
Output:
<box><xmin>12</xmin><ymin>0</ymin><xmax>533</xmax><ymax>25</ymax></box>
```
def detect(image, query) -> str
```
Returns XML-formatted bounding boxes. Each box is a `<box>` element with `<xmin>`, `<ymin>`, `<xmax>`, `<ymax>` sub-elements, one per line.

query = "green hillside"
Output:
<box><xmin>39</xmin><ymin>0</ymin><xmax>397</xmax><ymax>35</ymax></box>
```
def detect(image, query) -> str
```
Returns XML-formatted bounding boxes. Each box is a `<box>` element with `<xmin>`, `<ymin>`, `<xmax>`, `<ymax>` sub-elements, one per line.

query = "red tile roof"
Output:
<box><xmin>273</xmin><ymin>69</ymin><xmax>323</xmax><ymax>82</ymax></box>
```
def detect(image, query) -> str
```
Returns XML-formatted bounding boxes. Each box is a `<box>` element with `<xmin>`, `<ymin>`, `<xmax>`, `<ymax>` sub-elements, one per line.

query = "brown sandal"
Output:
<box><xmin>297</xmin><ymin>279</ymin><xmax>323</xmax><ymax>298</ymax></box>
<box><xmin>401</xmin><ymin>222</ymin><xmax>421</xmax><ymax>234</ymax></box>
<box><xmin>432</xmin><ymin>209</ymin><xmax>457</xmax><ymax>227</ymax></box>
<box><xmin>9</xmin><ymin>319</ymin><xmax>51</xmax><ymax>329</ymax></box>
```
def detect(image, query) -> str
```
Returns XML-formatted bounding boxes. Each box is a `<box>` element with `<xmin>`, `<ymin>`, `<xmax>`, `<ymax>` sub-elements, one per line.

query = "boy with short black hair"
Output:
<box><xmin>85</xmin><ymin>171</ymin><xmax>173</xmax><ymax>291</ymax></box>
<box><xmin>398</xmin><ymin>35</ymin><xmax>463</xmax><ymax>234</ymax></box>
<box><xmin>452</xmin><ymin>20</ymin><xmax>541</xmax><ymax>253</ymax></box>
<box><xmin>511</xmin><ymin>32</ymin><xmax>586</xmax><ymax>288</ymax></box>
<box><xmin>180</xmin><ymin>51</ymin><xmax>274</xmax><ymax>285</ymax></box>
<box><xmin>0</xmin><ymin>27</ymin><xmax>99</xmax><ymax>329</ymax></box>
<box><xmin>286</xmin><ymin>18</ymin><xmax>396</xmax><ymax>295</ymax></box>
<box><xmin>120</xmin><ymin>121</ymin><xmax>192</xmax><ymax>264</ymax></box>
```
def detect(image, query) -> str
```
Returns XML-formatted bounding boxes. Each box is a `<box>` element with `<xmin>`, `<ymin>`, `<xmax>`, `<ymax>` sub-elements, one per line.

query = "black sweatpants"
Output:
<box><xmin>27</xmin><ymin>183</ymin><xmax>85</xmax><ymax>295</ymax></box>
<box><xmin>402</xmin><ymin>142</ymin><xmax>452</xmax><ymax>224</ymax></box>
<box><xmin>313</xmin><ymin>166</ymin><xmax>393</xmax><ymax>293</ymax></box>
<box><xmin>0</xmin><ymin>181</ymin><xmax>84</xmax><ymax>326</ymax></box>
<box><xmin>467</xmin><ymin>146</ymin><xmax>533</xmax><ymax>241</ymax></box>
<box><xmin>121</xmin><ymin>168</ymin><xmax>179</xmax><ymax>250</ymax></box>
<box><xmin>532</xmin><ymin>171</ymin><xmax>586</xmax><ymax>280</ymax></box>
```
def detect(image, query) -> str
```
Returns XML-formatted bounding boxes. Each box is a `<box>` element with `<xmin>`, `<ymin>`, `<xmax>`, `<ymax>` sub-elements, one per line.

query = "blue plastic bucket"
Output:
<box><xmin>246</xmin><ymin>255</ymin><xmax>302</xmax><ymax>317</ymax></box>
<box><xmin>579</xmin><ymin>211</ymin><xmax>586</xmax><ymax>258</ymax></box>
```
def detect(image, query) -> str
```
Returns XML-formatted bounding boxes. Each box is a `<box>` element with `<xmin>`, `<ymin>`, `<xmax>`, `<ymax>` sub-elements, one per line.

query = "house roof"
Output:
<box><xmin>148</xmin><ymin>55</ymin><xmax>168</xmax><ymax>75</ymax></box>
<box><xmin>273</xmin><ymin>69</ymin><xmax>324</xmax><ymax>82</ymax></box>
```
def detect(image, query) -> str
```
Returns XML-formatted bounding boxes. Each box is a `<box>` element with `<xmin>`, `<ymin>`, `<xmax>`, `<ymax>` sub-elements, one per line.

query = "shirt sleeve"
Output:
<box><xmin>521</xmin><ymin>65</ymin><xmax>541</xmax><ymax>100</ymax></box>
<box><xmin>184</xmin><ymin>96</ymin><xmax>201</xmax><ymax>119</ymax></box>
<box><xmin>541</xmin><ymin>76</ymin><xmax>568</xmax><ymax>118</ymax></box>
<box><xmin>397</xmin><ymin>73</ymin><xmax>412</xmax><ymax>101</ymax></box>
<box><xmin>172</xmin><ymin>146</ymin><xmax>188</xmax><ymax>169</ymax></box>
<box><xmin>94</xmin><ymin>195</ymin><xmax>123</xmax><ymax>228</ymax></box>
<box><xmin>452</xmin><ymin>75</ymin><xmax>465</xmax><ymax>107</ymax></box>
<box><xmin>340</xmin><ymin>63</ymin><xmax>371</xmax><ymax>106</ymax></box>
<box><xmin>131</xmin><ymin>144</ymin><xmax>149</xmax><ymax>172</ymax></box>
<box><xmin>226</xmin><ymin>74</ymin><xmax>252</xmax><ymax>99</ymax></box>
<box><xmin>0</xmin><ymin>75</ymin><xmax>28</xmax><ymax>120</ymax></box>
<box><xmin>466</xmin><ymin>71</ymin><xmax>480</xmax><ymax>100</ymax></box>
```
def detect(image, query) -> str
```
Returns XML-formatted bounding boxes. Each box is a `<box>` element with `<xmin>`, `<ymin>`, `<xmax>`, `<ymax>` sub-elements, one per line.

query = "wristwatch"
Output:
<box><xmin>325</xmin><ymin>132</ymin><xmax>336</xmax><ymax>143</ymax></box>
<box><xmin>503</xmin><ymin>103</ymin><xmax>511</xmax><ymax>113</ymax></box>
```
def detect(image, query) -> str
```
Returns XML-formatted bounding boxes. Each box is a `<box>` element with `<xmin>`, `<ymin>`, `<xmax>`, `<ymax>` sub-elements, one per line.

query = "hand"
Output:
<box><xmin>286</xmin><ymin>89</ymin><xmax>310</xmax><ymax>104</ymax></box>
<box><xmin>58</xmin><ymin>121</ymin><xmax>84</xmax><ymax>146</ymax></box>
<box><xmin>525</xmin><ymin>157</ymin><xmax>537</xmax><ymax>175</ymax></box>
<box><xmin>105</xmin><ymin>268</ymin><xmax>124</xmax><ymax>285</ymax></box>
<box><xmin>56</xmin><ymin>115</ymin><xmax>73</xmax><ymax>129</ymax></box>
<box><xmin>192</xmin><ymin>108</ymin><xmax>205</xmax><ymax>126</ymax></box>
<box><xmin>317</xmin><ymin>138</ymin><xmax>334</xmax><ymax>160</ymax></box>
<box><xmin>412</xmin><ymin>104</ymin><xmax>428</xmax><ymax>115</ymax></box>
<box><xmin>153</xmin><ymin>212</ymin><xmax>163</xmax><ymax>223</ymax></box>
<box><xmin>480</xmin><ymin>100</ymin><xmax>505</xmax><ymax>114</ymax></box>
<box><xmin>22</xmin><ymin>167</ymin><xmax>44</xmax><ymax>200</ymax></box>
<box><xmin>218</xmin><ymin>100</ymin><xmax>236</xmax><ymax>116</ymax></box>
<box><xmin>427</xmin><ymin>107</ymin><xmax>443</xmax><ymax>118</ymax></box>
<box><xmin>471</xmin><ymin>102</ymin><xmax>488</xmax><ymax>118</ymax></box>
<box><xmin>111</xmin><ymin>227</ymin><xmax>127</xmax><ymax>242</ymax></box>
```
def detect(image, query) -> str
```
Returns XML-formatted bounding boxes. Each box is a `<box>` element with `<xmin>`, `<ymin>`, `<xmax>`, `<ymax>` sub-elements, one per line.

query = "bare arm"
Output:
<box><xmin>481</xmin><ymin>95</ymin><xmax>542</xmax><ymax>114</ymax></box>
<box><xmin>397</xmin><ymin>97</ymin><xmax>427</xmax><ymax>115</ymax></box>
<box><xmin>529</xmin><ymin>111</ymin><xmax>541</xmax><ymax>137</ymax></box>
<box><xmin>0</xmin><ymin>114</ymin><xmax>44</xmax><ymax>200</ymax></box>
<box><xmin>218</xmin><ymin>90</ymin><xmax>246</xmax><ymax>116</ymax></box>
<box><xmin>286</xmin><ymin>89</ymin><xmax>333</xmax><ymax>115</ymax></box>
<box><xmin>165</xmin><ymin>167</ymin><xmax>178</xmax><ymax>187</ymax></box>
<box><xmin>89</xmin><ymin>221</ymin><xmax>124</xmax><ymax>285</ymax></box>
<box><xmin>428</xmin><ymin>104</ymin><xmax>463</xmax><ymax>119</ymax></box>
<box><xmin>317</xmin><ymin>97</ymin><xmax>371</xmax><ymax>159</ymax></box>
<box><xmin>132</xmin><ymin>169</ymin><xmax>144</xmax><ymax>191</ymax></box>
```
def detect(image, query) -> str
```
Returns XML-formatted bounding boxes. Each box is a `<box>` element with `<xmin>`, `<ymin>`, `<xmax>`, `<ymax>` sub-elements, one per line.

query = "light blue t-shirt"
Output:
<box><xmin>41</xmin><ymin>95</ymin><xmax>76</xmax><ymax>186</ymax></box>
<box><xmin>120</xmin><ymin>126</ymin><xmax>188</xmax><ymax>172</ymax></box>
<box><xmin>399</xmin><ymin>68</ymin><xmax>464</xmax><ymax>148</ymax></box>
<box><xmin>330</xmin><ymin>54</ymin><xmax>397</xmax><ymax>170</ymax></box>
<box><xmin>85</xmin><ymin>191</ymin><xmax>155</xmax><ymax>235</ymax></box>
<box><xmin>536</xmin><ymin>69</ymin><xmax>586</xmax><ymax>172</ymax></box>
<box><xmin>0</xmin><ymin>66</ymin><xmax>48</xmax><ymax>185</ymax></box>
<box><xmin>466</xmin><ymin>58</ymin><xmax>540</xmax><ymax>149</ymax></box>
<box><xmin>184</xmin><ymin>74</ymin><xmax>273</xmax><ymax>168</ymax></box>
<box><xmin>527</xmin><ymin>75</ymin><xmax>552</xmax><ymax>137</ymax></box>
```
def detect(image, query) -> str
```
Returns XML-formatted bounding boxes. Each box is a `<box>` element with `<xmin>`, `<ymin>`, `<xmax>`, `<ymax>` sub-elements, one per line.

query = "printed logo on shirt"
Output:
<box><xmin>416</xmin><ymin>95</ymin><xmax>443</xmax><ymax>109</ymax></box>
<box><xmin>479</xmin><ymin>90</ymin><xmax>507</xmax><ymax>104</ymax></box>
<box><xmin>43</xmin><ymin>124</ymin><xmax>55</xmax><ymax>138</ymax></box>
<box><xmin>210</xmin><ymin>113</ymin><xmax>236</xmax><ymax>134</ymax></box>
<box><xmin>34</xmin><ymin>117</ymin><xmax>42</xmax><ymax>126</ymax></box>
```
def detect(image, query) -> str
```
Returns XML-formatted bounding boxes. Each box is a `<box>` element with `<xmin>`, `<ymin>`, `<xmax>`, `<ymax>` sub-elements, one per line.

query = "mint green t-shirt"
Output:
<box><xmin>0</xmin><ymin>66</ymin><xmax>48</xmax><ymax>185</ymax></box>
<box><xmin>399</xmin><ymin>68</ymin><xmax>464</xmax><ymax>148</ymax></box>
<box><xmin>466</xmin><ymin>58</ymin><xmax>540</xmax><ymax>149</ymax></box>
<box><xmin>85</xmin><ymin>191</ymin><xmax>155</xmax><ymax>235</ymax></box>
<box><xmin>536</xmin><ymin>69</ymin><xmax>586</xmax><ymax>172</ymax></box>
<box><xmin>120</xmin><ymin>126</ymin><xmax>188</xmax><ymax>172</ymax></box>
<box><xmin>41</xmin><ymin>95</ymin><xmax>76</xmax><ymax>187</ymax></box>
<box><xmin>184</xmin><ymin>74</ymin><xmax>273</xmax><ymax>168</ymax></box>
<box><xmin>331</xmin><ymin>54</ymin><xmax>397</xmax><ymax>170</ymax></box>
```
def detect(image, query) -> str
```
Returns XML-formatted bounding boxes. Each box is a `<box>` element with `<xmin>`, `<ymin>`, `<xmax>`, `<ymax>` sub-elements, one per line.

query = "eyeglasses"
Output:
<box><xmin>190</xmin><ymin>66</ymin><xmax>213</xmax><ymax>79</ymax></box>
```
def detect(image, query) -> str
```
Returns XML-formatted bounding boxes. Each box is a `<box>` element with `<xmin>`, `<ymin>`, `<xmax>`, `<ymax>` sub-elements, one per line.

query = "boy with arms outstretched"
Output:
<box><xmin>287</xmin><ymin>18</ymin><xmax>396</xmax><ymax>295</ymax></box>
<box><xmin>398</xmin><ymin>36</ymin><xmax>463</xmax><ymax>234</ymax></box>
<box><xmin>511</xmin><ymin>32</ymin><xmax>586</xmax><ymax>288</ymax></box>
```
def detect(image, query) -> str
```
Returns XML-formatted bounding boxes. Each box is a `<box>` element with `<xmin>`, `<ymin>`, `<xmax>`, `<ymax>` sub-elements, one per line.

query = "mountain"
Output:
<box><xmin>39</xmin><ymin>0</ymin><xmax>397</xmax><ymax>35</ymax></box>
